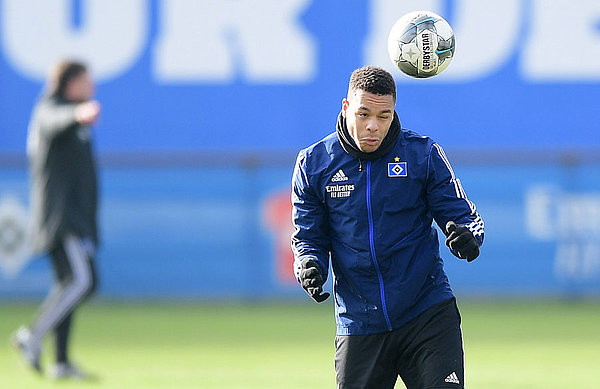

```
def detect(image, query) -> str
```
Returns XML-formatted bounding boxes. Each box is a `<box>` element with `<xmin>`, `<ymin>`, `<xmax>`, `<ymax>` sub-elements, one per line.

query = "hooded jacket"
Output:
<box><xmin>27</xmin><ymin>96</ymin><xmax>98</xmax><ymax>253</ymax></box>
<box><xmin>291</xmin><ymin>119</ymin><xmax>483</xmax><ymax>335</ymax></box>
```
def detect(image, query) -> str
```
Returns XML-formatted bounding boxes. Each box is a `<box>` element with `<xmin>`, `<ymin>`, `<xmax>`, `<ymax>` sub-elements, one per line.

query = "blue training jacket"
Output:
<box><xmin>291</xmin><ymin>129</ymin><xmax>484</xmax><ymax>335</ymax></box>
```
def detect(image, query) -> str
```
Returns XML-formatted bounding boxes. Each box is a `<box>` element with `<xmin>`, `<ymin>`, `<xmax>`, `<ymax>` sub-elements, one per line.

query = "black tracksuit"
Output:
<box><xmin>26</xmin><ymin>95</ymin><xmax>98</xmax><ymax>364</ymax></box>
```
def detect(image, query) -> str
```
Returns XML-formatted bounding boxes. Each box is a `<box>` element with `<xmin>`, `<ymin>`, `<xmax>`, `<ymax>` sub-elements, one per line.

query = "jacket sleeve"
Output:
<box><xmin>35</xmin><ymin>100</ymin><xmax>79</xmax><ymax>138</ymax></box>
<box><xmin>426</xmin><ymin>143</ymin><xmax>484</xmax><ymax>247</ymax></box>
<box><xmin>291</xmin><ymin>150</ymin><xmax>331</xmax><ymax>281</ymax></box>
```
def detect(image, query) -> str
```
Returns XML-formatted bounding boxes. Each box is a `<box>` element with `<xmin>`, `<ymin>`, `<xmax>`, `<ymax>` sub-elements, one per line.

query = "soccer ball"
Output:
<box><xmin>387</xmin><ymin>11</ymin><xmax>455</xmax><ymax>78</ymax></box>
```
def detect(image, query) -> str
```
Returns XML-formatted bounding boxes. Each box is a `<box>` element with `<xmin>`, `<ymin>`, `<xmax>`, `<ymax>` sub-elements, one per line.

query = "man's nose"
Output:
<box><xmin>366</xmin><ymin>118</ymin><xmax>379</xmax><ymax>132</ymax></box>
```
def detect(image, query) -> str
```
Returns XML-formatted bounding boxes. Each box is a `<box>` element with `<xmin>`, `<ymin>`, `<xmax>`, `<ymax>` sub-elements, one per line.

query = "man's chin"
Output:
<box><xmin>359</xmin><ymin>145</ymin><xmax>380</xmax><ymax>153</ymax></box>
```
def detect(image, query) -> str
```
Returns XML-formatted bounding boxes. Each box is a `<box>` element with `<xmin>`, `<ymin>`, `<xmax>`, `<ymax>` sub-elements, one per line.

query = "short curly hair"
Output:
<box><xmin>348</xmin><ymin>65</ymin><xmax>396</xmax><ymax>100</ymax></box>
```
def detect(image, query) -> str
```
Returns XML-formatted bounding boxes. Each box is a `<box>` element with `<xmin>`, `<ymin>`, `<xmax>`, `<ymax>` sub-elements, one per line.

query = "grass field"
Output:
<box><xmin>1</xmin><ymin>300</ymin><xmax>599</xmax><ymax>388</ymax></box>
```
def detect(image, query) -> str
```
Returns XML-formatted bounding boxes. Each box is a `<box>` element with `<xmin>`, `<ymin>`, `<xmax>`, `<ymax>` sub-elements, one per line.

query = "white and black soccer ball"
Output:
<box><xmin>387</xmin><ymin>11</ymin><xmax>455</xmax><ymax>78</ymax></box>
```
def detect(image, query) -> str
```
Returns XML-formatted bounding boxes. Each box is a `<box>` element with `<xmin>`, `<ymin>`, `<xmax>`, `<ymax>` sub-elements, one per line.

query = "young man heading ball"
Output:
<box><xmin>292</xmin><ymin>66</ymin><xmax>484</xmax><ymax>388</ymax></box>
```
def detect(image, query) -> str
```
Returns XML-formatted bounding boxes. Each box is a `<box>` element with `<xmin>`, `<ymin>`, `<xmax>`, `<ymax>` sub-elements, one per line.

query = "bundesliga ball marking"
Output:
<box><xmin>401</xmin><ymin>42</ymin><xmax>419</xmax><ymax>63</ymax></box>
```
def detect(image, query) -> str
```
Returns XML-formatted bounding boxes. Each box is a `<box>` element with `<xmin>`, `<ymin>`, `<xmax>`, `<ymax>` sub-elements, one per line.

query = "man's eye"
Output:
<box><xmin>357</xmin><ymin>113</ymin><xmax>368</xmax><ymax>117</ymax></box>
<box><xmin>379</xmin><ymin>116</ymin><xmax>390</xmax><ymax>120</ymax></box>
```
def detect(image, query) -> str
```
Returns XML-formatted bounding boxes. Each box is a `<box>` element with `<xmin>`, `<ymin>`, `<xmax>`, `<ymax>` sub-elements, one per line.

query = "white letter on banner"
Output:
<box><xmin>523</xmin><ymin>0</ymin><xmax>600</xmax><ymax>81</ymax></box>
<box><xmin>365</xmin><ymin>0</ymin><xmax>521</xmax><ymax>82</ymax></box>
<box><xmin>1</xmin><ymin>0</ymin><xmax>147</xmax><ymax>82</ymax></box>
<box><xmin>154</xmin><ymin>0</ymin><xmax>315</xmax><ymax>83</ymax></box>
<box><xmin>525</xmin><ymin>185</ymin><xmax>556</xmax><ymax>241</ymax></box>
<box><xmin>438</xmin><ymin>0</ymin><xmax>521</xmax><ymax>81</ymax></box>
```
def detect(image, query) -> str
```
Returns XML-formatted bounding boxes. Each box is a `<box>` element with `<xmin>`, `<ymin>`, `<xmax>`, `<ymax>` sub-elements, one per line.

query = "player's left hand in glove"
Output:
<box><xmin>299</xmin><ymin>260</ymin><xmax>330</xmax><ymax>303</ymax></box>
<box><xmin>445</xmin><ymin>221</ymin><xmax>480</xmax><ymax>262</ymax></box>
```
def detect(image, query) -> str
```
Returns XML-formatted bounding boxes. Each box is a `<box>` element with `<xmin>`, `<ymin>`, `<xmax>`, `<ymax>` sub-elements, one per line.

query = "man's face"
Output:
<box><xmin>65</xmin><ymin>71</ymin><xmax>95</xmax><ymax>102</ymax></box>
<box><xmin>342</xmin><ymin>89</ymin><xmax>395</xmax><ymax>153</ymax></box>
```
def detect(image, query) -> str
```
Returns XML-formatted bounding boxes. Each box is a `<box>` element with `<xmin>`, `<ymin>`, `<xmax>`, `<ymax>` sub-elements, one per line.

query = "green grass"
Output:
<box><xmin>1</xmin><ymin>300</ymin><xmax>599</xmax><ymax>388</ymax></box>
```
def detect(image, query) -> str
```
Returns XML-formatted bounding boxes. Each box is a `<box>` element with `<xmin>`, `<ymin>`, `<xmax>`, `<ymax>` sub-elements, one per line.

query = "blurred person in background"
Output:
<box><xmin>12</xmin><ymin>60</ymin><xmax>100</xmax><ymax>380</ymax></box>
<box><xmin>292</xmin><ymin>66</ymin><xmax>484</xmax><ymax>389</ymax></box>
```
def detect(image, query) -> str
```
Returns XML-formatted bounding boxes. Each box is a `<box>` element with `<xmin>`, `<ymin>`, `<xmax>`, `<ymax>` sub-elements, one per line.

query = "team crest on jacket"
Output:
<box><xmin>388</xmin><ymin>157</ymin><xmax>407</xmax><ymax>177</ymax></box>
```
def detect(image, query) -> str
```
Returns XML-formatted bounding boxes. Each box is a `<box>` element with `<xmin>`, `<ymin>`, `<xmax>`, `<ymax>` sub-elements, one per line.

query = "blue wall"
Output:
<box><xmin>1</xmin><ymin>159</ymin><xmax>600</xmax><ymax>299</ymax></box>
<box><xmin>1</xmin><ymin>1</ymin><xmax>600</xmax><ymax>298</ymax></box>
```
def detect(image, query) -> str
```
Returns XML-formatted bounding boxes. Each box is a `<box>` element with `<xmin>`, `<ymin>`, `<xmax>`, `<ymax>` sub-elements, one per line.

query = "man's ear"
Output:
<box><xmin>341</xmin><ymin>98</ymin><xmax>349</xmax><ymax>117</ymax></box>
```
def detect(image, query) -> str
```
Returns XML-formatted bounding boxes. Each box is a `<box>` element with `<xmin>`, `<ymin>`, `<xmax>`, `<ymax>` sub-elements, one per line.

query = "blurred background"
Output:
<box><xmin>0</xmin><ymin>1</ymin><xmax>599</xmax><ymax>387</ymax></box>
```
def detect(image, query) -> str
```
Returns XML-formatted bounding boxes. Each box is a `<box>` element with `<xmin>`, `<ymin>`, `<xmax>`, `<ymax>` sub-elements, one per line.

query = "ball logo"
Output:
<box><xmin>418</xmin><ymin>30</ymin><xmax>438</xmax><ymax>71</ymax></box>
<box><xmin>421</xmin><ymin>32</ymin><xmax>432</xmax><ymax>70</ymax></box>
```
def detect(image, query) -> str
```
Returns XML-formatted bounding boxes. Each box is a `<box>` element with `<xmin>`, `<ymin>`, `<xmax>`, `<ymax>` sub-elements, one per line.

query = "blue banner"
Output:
<box><xmin>1</xmin><ymin>0</ymin><xmax>600</xmax><ymax>153</ymax></box>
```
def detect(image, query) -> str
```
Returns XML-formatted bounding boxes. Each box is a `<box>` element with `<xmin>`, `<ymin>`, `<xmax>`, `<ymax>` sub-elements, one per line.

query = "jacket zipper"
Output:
<box><xmin>366</xmin><ymin>161</ymin><xmax>393</xmax><ymax>331</ymax></box>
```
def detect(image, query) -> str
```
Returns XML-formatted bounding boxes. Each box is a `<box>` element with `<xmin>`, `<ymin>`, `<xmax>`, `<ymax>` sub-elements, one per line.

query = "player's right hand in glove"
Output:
<box><xmin>299</xmin><ymin>260</ymin><xmax>330</xmax><ymax>303</ymax></box>
<box><xmin>445</xmin><ymin>221</ymin><xmax>480</xmax><ymax>262</ymax></box>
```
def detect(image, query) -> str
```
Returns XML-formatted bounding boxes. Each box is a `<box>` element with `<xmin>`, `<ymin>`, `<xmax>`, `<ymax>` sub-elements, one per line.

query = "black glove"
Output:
<box><xmin>299</xmin><ymin>260</ymin><xmax>330</xmax><ymax>303</ymax></box>
<box><xmin>445</xmin><ymin>221</ymin><xmax>480</xmax><ymax>262</ymax></box>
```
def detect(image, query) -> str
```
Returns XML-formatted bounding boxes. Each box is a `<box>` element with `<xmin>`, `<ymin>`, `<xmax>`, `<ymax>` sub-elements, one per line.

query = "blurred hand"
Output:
<box><xmin>299</xmin><ymin>260</ymin><xmax>330</xmax><ymax>303</ymax></box>
<box><xmin>75</xmin><ymin>100</ymin><xmax>101</xmax><ymax>126</ymax></box>
<box><xmin>445</xmin><ymin>221</ymin><xmax>479</xmax><ymax>262</ymax></box>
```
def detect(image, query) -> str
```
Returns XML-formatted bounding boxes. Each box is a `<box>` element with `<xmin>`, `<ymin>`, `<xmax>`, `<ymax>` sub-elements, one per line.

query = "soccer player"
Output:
<box><xmin>291</xmin><ymin>66</ymin><xmax>484</xmax><ymax>389</ymax></box>
<box><xmin>12</xmin><ymin>60</ymin><xmax>100</xmax><ymax>379</ymax></box>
